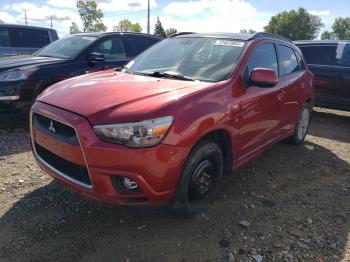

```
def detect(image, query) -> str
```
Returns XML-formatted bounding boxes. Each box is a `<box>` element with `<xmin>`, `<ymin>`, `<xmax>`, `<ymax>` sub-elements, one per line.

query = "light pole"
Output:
<box><xmin>147</xmin><ymin>0</ymin><xmax>150</xmax><ymax>34</ymax></box>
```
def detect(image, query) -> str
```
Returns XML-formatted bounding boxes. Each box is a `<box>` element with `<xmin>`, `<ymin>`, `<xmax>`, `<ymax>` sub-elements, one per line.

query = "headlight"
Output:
<box><xmin>0</xmin><ymin>68</ymin><xmax>35</xmax><ymax>81</ymax></box>
<box><xmin>93</xmin><ymin>116</ymin><xmax>174</xmax><ymax>147</ymax></box>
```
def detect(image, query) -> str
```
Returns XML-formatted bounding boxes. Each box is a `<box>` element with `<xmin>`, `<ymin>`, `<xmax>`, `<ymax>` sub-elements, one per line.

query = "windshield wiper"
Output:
<box><xmin>140</xmin><ymin>71</ymin><xmax>195</xmax><ymax>81</ymax></box>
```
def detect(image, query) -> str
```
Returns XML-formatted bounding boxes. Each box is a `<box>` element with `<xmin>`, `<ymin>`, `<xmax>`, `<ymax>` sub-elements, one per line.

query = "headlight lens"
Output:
<box><xmin>93</xmin><ymin>116</ymin><xmax>174</xmax><ymax>147</ymax></box>
<box><xmin>0</xmin><ymin>69</ymin><xmax>34</xmax><ymax>81</ymax></box>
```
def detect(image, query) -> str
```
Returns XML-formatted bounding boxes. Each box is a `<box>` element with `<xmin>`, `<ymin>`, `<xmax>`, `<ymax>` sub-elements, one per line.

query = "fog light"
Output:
<box><xmin>121</xmin><ymin>177</ymin><xmax>139</xmax><ymax>190</ymax></box>
<box><xmin>111</xmin><ymin>176</ymin><xmax>141</xmax><ymax>193</ymax></box>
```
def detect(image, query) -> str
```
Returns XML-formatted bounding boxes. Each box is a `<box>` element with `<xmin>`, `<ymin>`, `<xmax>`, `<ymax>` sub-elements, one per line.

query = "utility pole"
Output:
<box><xmin>50</xmin><ymin>16</ymin><xmax>53</xmax><ymax>28</ymax></box>
<box><xmin>147</xmin><ymin>0</ymin><xmax>150</xmax><ymax>34</ymax></box>
<box><xmin>24</xmin><ymin>9</ymin><xmax>27</xmax><ymax>26</ymax></box>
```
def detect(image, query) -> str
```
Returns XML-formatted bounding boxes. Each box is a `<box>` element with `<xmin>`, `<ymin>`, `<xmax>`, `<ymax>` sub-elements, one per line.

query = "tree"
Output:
<box><xmin>321</xmin><ymin>31</ymin><xmax>335</xmax><ymax>40</ymax></box>
<box><xmin>154</xmin><ymin>17</ymin><xmax>166</xmax><ymax>37</ymax></box>
<box><xmin>69</xmin><ymin>22</ymin><xmax>80</xmax><ymax>34</ymax></box>
<box><xmin>113</xmin><ymin>19</ymin><xmax>142</xmax><ymax>32</ymax></box>
<box><xmin>264</xmin><ymin>8</ymin><xmax>324</xmax><ymax>40</ymax></box>
<box><xmin>320</xmin><ymin>17</ymin><xmax>350</xmax><ymax>40</ymax></box>
<box><xmin>76</xmin><ymin>0</ymin><xmax>107</xmax><ymax>32</ymax></box>
<box><xmin>331</xmin><ymin>17</ymin><xmax>350</xmax><ymax>39</ymax></box>
<box><xmin>165</xmin><ymin>28</ymin><xmax>177</xmax><ymax>37</ymax></box>
<box><xmin>0</xmin><ymin>19</ymin><xmax>4</xmax><ymax>24</ymax></box>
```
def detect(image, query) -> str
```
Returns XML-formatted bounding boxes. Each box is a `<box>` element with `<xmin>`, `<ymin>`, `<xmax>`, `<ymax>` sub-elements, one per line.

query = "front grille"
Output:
<box><xmin>32</xmin><ymin>113</ymin><xmax>79</xmax><ymax>145</ymax></box>
<box><xmin>35</xmin><ymin>142</ymin><xmax>92</xmax><ymax>186</ymax></box>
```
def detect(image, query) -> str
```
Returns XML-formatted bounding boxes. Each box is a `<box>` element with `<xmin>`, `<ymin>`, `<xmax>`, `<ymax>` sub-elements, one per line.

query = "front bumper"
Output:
<box><xmin>30</xmin><ymin>101</ymin><xmax>189</xmax><ymax>205</ymax></box>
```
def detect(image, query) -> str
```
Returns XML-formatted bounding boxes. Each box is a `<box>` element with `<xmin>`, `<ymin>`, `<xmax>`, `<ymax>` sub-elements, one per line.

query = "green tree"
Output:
<box><xmin>165</xmin><ymin>28</ymin><xmax>177</xmax><ymax>37</ymax></box>
<box><xmin>240</xmin><ymin>29</ymin><xmax>256</xmax><ymax>34</ymax></box>
<box><xmin>331</xmin><ymin>17</ymin><xmax>350</xmax><ymax>39</ymax></box>
<box><xmin>264</xmin><ymin>7</ymin><xmax>324</xmax><ymax>40</ymax></box>
<box><xmin>69</xmin><ymin>22</ymin><xmax>80</xmax><ymax>34</ymax></box>
<box><xmin>321</xmin><ymin>31</ymin><xmax>335</xmax><ymax>40</ymax></box>
<box><xmin>113</xmin><ymin>19</ymin><xmax>142</xmax><ymax>32</ymax></box>
<box><xmin>154</xmin><ymin>17</ymin><xmax>166</xmax><ymax>37</ymax></box>
<box><xmin>76</xmin><ymin>0</ymin><xmax>107</xmax><ymax>32</ymax></box>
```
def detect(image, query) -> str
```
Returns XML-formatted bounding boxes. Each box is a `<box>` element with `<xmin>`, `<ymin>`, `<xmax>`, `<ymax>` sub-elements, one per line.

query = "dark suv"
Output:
<box><xmin>0</xmin><ymin>32</ymin><xmax>161</xmax><ymax>120</ymax></box>
<box><xmin>295</xmin><ymin>40</ymin><xmax>350</xmax><ymax>111</ymax></box>
<box><xmin>0</xmin><ymin>24</ymin><xmax>58</xmax><ymax>57</ymax></box>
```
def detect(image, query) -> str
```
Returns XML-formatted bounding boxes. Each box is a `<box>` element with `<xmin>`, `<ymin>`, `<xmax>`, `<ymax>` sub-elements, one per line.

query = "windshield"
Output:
<box><xmin>125</xmin><ymin>37</ymin><xmax>246</xmax><ymax>82</ymax></box>
<box><xmin>35</xmin><ymin>35</ymin><xmax>97</xmax><ymax>59</ymax></box>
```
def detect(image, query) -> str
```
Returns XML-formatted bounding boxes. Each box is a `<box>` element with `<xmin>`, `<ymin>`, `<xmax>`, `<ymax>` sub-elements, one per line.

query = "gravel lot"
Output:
<box><xmin>0</xmin><ymin>107</ymin><xmax>349</xmax><ymax>262</ymax></box>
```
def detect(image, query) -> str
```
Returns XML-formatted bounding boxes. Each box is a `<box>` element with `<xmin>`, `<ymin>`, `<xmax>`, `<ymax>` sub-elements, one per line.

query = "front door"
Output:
<box><xmin>88</xmin><ymin>36</ymin><xmax>129</xmax><ymax>72</ymax></box>
<box><xmin>238</xmin><ymin>42</ymin><xmax>283</xmax><ymax>159</ymax></box>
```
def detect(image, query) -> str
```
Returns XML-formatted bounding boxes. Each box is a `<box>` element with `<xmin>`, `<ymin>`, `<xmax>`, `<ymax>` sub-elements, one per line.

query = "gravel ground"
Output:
<box><xmin>0</xmin><ymin>107</ymin><xmax>349</xmax><ymax>262</ymax></box>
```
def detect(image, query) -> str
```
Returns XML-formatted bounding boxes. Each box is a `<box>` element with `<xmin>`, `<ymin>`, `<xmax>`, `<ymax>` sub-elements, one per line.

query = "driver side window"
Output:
<box><xmin>92</xmin><ymin>37</ymin><xmax>126</xmax><ymax>61</ymax></box>
<box><xmin>244</xmin><ymin>43</ymin><xmax>278</xmax><ymax>84</ymax></box>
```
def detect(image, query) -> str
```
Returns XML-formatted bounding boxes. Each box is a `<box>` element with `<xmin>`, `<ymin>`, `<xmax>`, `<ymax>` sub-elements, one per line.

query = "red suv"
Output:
<box><xmin>30</xmin><ymin>32</ymin><xmax>314</xmax><ymax>214</ymax></box>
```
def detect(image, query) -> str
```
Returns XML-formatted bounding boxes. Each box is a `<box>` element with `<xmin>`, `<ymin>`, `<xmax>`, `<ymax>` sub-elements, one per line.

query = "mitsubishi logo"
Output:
<box><xmin>48</xmin><ymin>120</ymin><xmax>56</xmax><ymax>133</ymax></box>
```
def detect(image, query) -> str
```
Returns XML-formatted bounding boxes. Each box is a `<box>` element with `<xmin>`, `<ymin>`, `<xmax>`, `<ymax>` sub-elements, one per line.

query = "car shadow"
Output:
<box><xmin>0</xmin><ymin>140</ymin><xmax>349</xmax><ymax>261</ymax></box>
<box><xmin>309</xmin><ymin>109</ymin><xmax>350</xmax><ymax>143</ymax></box>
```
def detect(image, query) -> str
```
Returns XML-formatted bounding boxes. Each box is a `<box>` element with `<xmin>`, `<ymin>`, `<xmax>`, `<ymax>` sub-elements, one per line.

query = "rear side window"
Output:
<box><xmin>11</xmin><ymin>28</ymin><xmax>50</xmax><ymax>48</ymax></box>
<box><xmin>92</xmin><ymin>37</ymin><xmax>126</xmax><ymax>61</ymax></box>
<box><xmin>299</xmin><ymin>43</ymin><xmax>350</xmax><ymax>67</ymax></box>
<box><xmin>0</xmin><ymin>28</ymin><xmax>11</xmax><ymax>47</ymax></box>
<box><xmin>246</xmin><ymin>43</ymin><xmax>279</xmax><ymax>77</ymax></box>
<box><xmin>125</xmin><ymin>36</ymin><xmax>154</xmax><ymax>58</ymax></box>
<box><xmin>279</xmin><ymin>45</ymin><xmax>299</xmax><ymax>76</ymax></box>
<box><xmin>295</xmin><ymin>50</ymin><xmax>306</xmax><ymax>70</ymax></box>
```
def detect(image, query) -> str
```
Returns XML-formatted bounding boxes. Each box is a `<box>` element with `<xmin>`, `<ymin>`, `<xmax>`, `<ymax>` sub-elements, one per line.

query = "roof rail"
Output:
<box><xmin>249</xmin><ymin>32</ymin><xmax>292</xmax><ymax>43</ymax></box>
<box><xmin>169</xmin><ymin>32</ymin><xmax>196</xmax><ymax>37</ymax></box>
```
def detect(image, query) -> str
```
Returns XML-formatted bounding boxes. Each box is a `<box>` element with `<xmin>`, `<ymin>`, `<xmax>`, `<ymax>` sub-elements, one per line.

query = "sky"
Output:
<box><xmin>0</xmin><ymin>0</ymin><xmax>349</xmax><ymax>37</ymax></box>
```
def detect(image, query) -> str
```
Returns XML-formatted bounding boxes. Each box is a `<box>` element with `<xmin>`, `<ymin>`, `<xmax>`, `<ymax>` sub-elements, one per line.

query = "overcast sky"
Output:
<box><xmin>1</xmin><ymin>0</ymin><xmax>349</xmax><ymax>37</ymax></box>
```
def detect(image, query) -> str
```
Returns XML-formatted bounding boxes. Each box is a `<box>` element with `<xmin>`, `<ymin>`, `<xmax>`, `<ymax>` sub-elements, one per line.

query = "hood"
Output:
<box><xmin>38</xmin><ymin>70</ymin><xmax>213</xmax><ymax>124</ymax></box>
<box><xmin>0</xmin><ymin>55</ymin><xmax>65</xmax><ymax>72</ymax></box>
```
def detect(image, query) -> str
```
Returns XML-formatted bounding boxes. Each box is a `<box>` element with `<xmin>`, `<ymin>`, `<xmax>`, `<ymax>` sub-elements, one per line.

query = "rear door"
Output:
<box><xmin>239</xmin><ymin>42</ymin><xmax>283</xmax><ymax>158</ymax></box>
<box><xmin>275</xmin><ymin>44</ymin><xmax>306</xmax><ymax>133</ymax></box>
<box><xmin>298</xmin><ymin>43</ymin><xmax>350</xmax><ymax>109</ymax></box>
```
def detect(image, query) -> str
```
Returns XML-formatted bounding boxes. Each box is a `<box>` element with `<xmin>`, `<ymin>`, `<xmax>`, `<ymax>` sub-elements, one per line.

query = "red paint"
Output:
<box><xmin>31</xmin><ymin>36</ymin><xmax>314</xmax><ymax>206</ymax></box>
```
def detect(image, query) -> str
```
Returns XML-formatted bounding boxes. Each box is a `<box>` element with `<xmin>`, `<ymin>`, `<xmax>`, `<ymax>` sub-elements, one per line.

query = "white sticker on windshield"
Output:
<box><xmin>82</xmin><ymin>37</ymin><xmax>96</xmax><ymax>41</ymax></box>
<box><xmin>215</xmin><ymin>40</ymin><xmax>245</xmax><ymax>47</ymax></box>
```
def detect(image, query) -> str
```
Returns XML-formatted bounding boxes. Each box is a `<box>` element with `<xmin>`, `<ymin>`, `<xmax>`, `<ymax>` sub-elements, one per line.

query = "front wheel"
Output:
<box><xmin>173</xmin><ymin>141</ymin><xmax>223</xmax><ymax>216</ymax></box>
<box><xmin>287</xmin><ymin>103</ymin><xmax>312</xmax><ymax>145</ymax></box>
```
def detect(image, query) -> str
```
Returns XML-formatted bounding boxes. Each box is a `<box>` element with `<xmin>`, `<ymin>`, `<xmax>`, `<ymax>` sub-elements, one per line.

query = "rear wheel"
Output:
<box><xmin>173</xmin><ymin>141</ymin><xmax>223</xmax><ymax>216</ymax></box>
<box><xmin>287</xmin><ymin>103</ymin><xmax>312</xmax><ymax>145</ymax></box>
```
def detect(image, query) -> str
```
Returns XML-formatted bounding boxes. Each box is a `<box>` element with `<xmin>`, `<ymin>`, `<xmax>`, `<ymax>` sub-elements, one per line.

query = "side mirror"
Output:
<box><xmin>250</xmin><ymin>68</ymin><xmax>277</xmax><ymax>87</ymax></box>
<box><xmin>87</xmin><ymin>52</ymin><xmax>105</xmax><ymax>63</ymax></box>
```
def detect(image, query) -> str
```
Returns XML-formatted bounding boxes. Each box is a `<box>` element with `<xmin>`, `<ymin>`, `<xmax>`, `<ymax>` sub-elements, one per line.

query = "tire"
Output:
<box><xmin>287</xmin><ymin>103</ymin><xmax>312</xmax><ymax>145</ymax></box>
<box><xmin>173</xmin><ymin>140</ymin><xmax>224</xmax><ymax>216</ymax></box>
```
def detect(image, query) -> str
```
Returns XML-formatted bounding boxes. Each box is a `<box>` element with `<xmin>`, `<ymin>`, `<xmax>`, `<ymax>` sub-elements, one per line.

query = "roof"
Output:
<box><xmin>72</xmin><ymin>31</ymin><xmax>162</xmax><ymax>39</ymax></box>
<box><xmin>294</xmin><ymin>40</ymin><xmax>350</xmax><ymax>45</ymax></box>
<box><xmin>0</xmin><ymin>23</ymin><xmax>56</xmax><ymax>32</ymax></box>
<box><xmin>176</xmin><ymin>32</ymin><xmax>292</xmax><ymax>43</ymax></box>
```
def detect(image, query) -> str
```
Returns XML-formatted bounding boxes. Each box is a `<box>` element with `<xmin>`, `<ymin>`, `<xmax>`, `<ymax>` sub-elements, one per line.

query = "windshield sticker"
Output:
<box><xmin>82</xmin><ymin>37</ymin><xmax>96</xmax><ymax>41</ymax></box>
<box><xmin>215</xmin><ymin>40</ymin><xmax>245</xmax><ymax>47</ymax></box>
